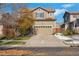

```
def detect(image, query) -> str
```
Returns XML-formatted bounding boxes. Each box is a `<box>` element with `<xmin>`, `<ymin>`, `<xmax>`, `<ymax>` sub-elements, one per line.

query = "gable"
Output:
<box><xmin>32</xmin><ymin>8</ymin><xmax>48</xmax><ymax>13</ymax></box>
<box><xmin>31</xmin><ymin>7</ymin><xmax>55</xmax><ymax>13</ymax></box>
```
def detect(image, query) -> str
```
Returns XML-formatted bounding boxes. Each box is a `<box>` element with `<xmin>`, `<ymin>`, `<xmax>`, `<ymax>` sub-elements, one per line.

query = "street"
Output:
<box><xmin>0</xmin><ymin>46</ymin><xmax>79</xmax><ymax>56</ymax></box>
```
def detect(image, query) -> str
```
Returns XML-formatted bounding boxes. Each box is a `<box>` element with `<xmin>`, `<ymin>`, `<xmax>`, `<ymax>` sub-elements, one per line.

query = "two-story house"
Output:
<box><xmin>63</xmin><ymin>11</ymin><xmax>79</xmax><ymax>33</ymax></box>
<box><xmin>0</xmin><ymin>7</ymin><xmax>57</xmax><ymax>36</ymax></box>
<box><xmin>30</xmin><ymin>7</ymin><xmax>56</xmax><ymax>35</ymax></box>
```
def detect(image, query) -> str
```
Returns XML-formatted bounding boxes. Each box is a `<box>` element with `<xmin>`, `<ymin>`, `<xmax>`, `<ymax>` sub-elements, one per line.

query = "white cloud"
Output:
<box><xmin>62</xmin><ymin>4</ymin><xmax>74</xmax><ymax>8</ymax></box>
<box><xmin>54</xmin><ymin>9</ymin><xmax>67</xmax><ymax>16</ymax></box>
<box><xmin>54</xmin><ymin>4</ymin><xmax>75</xmax><ymax>16</ymax></box>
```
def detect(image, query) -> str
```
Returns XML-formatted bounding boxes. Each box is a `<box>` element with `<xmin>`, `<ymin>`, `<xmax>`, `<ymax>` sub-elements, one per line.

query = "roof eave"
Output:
<box><xmin>31</xmin><ymin>7</ymin><xmax>55</xmax><ymax>13</ymax></box>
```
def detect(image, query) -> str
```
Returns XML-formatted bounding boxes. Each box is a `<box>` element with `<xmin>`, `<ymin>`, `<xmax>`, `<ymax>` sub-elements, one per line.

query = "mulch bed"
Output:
<box><xmin>0</xmin><ymin>49</ymin><xmax>33</xmax><ymax>56</ymax></box>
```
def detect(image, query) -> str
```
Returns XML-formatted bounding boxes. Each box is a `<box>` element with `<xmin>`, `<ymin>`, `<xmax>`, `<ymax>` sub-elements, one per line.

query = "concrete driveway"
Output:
<box><xmin>26</xmin><ymin>34</ymin><xmax>69</xmax><ymax>47</ymax></box>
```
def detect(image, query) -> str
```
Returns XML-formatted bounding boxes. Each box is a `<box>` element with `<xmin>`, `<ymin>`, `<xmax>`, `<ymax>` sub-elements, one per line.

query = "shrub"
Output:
<box><xmin>62</xmin><ymin>29</ymin><xmax>76</xmax><ymax>36</ymax></box>
<box><xmin>0</xmin><ymin>35</ymin><xmax>6</xmax><ymax>40</ymax></box>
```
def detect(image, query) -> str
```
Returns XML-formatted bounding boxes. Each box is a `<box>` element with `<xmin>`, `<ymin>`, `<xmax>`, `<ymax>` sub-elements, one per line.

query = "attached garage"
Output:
<box><xmin>34</xmin><ymin>26</ymin><xmax>53</xmax><ymax>35</ymax></box>
<box><xmin>33</xmin><ymin>20</ymin><xmax>56</xmax><ymax>35</ymax></box>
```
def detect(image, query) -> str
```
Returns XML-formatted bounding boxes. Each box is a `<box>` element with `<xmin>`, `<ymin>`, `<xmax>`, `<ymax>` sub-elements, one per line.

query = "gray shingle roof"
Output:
<box><xmin>66</xmin><ymin>11</ymin><xmax>79</xmax><ymax>15</ymax></box>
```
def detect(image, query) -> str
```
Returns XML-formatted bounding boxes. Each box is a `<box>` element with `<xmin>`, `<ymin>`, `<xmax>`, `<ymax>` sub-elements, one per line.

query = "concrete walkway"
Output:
<box><xmin>26</xmin><ymin>34</ymin><xmax>69</xmax><ymax>47</ymax></box>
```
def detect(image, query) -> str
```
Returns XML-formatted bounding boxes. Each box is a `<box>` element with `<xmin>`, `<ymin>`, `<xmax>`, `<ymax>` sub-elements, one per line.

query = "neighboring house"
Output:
<box><xmin>0</xmin><ymin>13</ymin><xmax>3</xmax><ymax>35</ymax></box>
<box><xmin>63</xmin><ymin>11</ymin><xmax>79</xmax><ymax>33</ymax></box>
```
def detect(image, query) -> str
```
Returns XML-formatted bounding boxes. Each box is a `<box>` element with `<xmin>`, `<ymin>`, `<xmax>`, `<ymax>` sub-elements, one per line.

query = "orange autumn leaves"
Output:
<box><xmin>17</xmin><ymin>8</ymin><xmax>34</xmax><ymax>35</ymax></box>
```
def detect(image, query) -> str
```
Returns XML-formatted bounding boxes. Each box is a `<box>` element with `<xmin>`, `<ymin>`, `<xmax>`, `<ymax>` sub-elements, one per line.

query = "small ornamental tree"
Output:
<box><xmin>17</xmin><ymin>8</ymin><xmax>34</xmax><ymax>36</ymax></box>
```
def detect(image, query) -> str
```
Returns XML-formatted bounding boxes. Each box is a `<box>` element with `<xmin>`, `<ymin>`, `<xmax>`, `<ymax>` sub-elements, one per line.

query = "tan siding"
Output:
<box><xmin>32</xmin><ymin>8</ymin><xmax>54</xmax><ymax>19</ymax></box>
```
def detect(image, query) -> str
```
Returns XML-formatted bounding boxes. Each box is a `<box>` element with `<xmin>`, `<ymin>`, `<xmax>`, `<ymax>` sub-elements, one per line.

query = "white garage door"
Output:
<box><xmin>34</xmin><ymin>26</ymin><xmax>53</xmax><ymax>35</ymax></box>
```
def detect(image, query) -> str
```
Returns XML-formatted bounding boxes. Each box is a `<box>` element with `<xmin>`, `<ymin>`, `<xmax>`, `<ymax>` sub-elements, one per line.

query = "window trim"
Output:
<box><xmin>35</xmin><ymin>12</ymin><xmax>44</xmax><ymax>19</ymax></box>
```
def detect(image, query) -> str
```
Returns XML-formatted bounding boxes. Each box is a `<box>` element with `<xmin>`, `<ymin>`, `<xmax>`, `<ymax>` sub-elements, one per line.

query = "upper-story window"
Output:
<box><xmin>36</xmin><ymin>12</ymin><xmax>44</xmax><ymax>19</ymax></box>
<box><xmin>49</xmin><ymin>13</ymin><xmax>53</xmax><ymax>16</ymax></box>
<box><xmin>73</xmin><ymin>15</ymin><xmax>79</xmax><ymax>19</ymax></box>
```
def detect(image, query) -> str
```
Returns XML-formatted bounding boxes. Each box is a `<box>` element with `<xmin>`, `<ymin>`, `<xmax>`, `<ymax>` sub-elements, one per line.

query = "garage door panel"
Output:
<box><xmin>34</xmin><ymin>26</ymin><xmax>53</xmax><ymax>35</ymax></box>
<box><xmin>36</xmin><ymin>28</ymin><xmax>52</xmax><ymax>35</ymax></box>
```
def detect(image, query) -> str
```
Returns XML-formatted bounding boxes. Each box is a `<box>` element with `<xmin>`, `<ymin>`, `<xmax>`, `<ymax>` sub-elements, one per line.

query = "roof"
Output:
<box><xmin>31</xmin><ymin>7</ymin><xmax>55</xmax><ymax>13</ymax></box>
<box><xmin>19</xmin><ymin>7</ymin><xmax>55</xmax><ymax>13</ymax></box>
<box><xmin>65</xmin><ymin>11</ymin><xmax>79</xmax><ymax>15</ymax></box>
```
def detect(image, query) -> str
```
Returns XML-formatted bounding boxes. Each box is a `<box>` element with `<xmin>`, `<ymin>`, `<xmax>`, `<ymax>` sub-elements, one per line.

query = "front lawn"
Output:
<box><xmin>0</xmin><ymin>36</ymin><xmax>31</xmax><ymax>46</ymax></box>
<box><xmin>4</xmin><ymin>41</ymin><xmax>24</xmax><ymax>45</ymax></box>
<box><xmin>15</xmin><ymin>36</ymin><xmax>31</xmax><ymax>40</ymax></box>
<box><xmin>0</xmin><ymin>40</ymin><xmax>25</xmax><ymax>46</ymax></box>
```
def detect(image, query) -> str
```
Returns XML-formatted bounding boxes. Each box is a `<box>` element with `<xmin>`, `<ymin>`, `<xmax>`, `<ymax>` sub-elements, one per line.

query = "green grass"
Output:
<box><xmin>15</xmin><ymin>36</ymin><xmax>31</xmax><ymax>40</ymax></box>
<box><xmin>4</xmin><ymin>41</ymin><xmax>24</xmax><ymax>45</ymax></box>
<box><xmin>0</xmin><ymin>36</ymin><xmax>31</xmax><ymax>46</ymax></box>
<box><xmin>0</xmin><ymin>41</ymin><xmax>25</xmax><ymax>45</ymax></box>
<box><xmin>0</xmin><ymin>41</ymin><xmax>4</xmax><ymax>45</ymax></box>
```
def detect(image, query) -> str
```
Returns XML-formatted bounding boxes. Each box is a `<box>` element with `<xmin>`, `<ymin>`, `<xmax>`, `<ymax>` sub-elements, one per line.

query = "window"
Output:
<box><xmin>49</xmin><ymin>13</ymin><xmax>53</xmax><ymax>16</ymax></box>
<box><xmin>38</xmin><ymin>9</ymin><xmax>41</xmax><ymax>10</ymax></box>
<box><xmin>73</xmin><ymin>15</ymin><xmax>79</xmax><ymax>18</ymax></box>
<box><xmin>36</xmin><ymin>12</ymin><xmax>44</xmax><ymax>19</ymax></box>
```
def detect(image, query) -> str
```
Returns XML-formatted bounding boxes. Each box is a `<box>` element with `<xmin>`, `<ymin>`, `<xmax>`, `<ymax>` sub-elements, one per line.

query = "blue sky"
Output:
<box><xmin>4</xmin><ymin>3</ymin><xmax>79</xmax><ymax>24</ymax></box>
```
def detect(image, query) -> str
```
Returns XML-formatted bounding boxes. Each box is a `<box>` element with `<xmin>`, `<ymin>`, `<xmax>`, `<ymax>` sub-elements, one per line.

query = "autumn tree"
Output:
<box><xmin>1</xmin><ymin>4</ymin><xmax>34</xmax><ymax>38</ymax></box>
<box><xmin>17</xmin><ymin>8</ymin><xmax>34</xmax><ymax>36</ymax></box>
<box><xmin>1</xmin><ymin>4</ymin><xmax>28</xmax><ymax>38</ymax></box>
